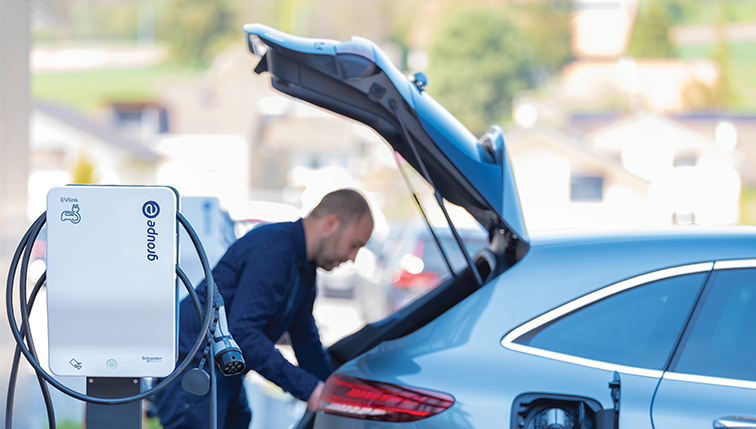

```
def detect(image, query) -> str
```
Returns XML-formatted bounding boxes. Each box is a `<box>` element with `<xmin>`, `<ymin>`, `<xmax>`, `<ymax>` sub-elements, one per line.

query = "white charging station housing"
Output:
<box><xmin>46</xmin><ymin>185</ymin><xmax>178</xmax><ymax>377</ymax></box>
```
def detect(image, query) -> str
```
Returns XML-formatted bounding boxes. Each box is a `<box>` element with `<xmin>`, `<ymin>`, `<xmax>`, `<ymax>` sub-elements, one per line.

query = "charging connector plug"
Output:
<box><xmin>211</xmin><ymin>288</ymin><xmax>246</xmax><ymax>376</ymax></box>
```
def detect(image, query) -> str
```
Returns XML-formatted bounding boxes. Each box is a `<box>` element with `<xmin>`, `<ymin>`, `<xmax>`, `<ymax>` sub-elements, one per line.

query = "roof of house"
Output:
<box><xmin>587</xmin><ymin>109</ymin><xmax>744</xmax><ymax>167</ymax></box>
<box><xmin>34</xmin><ymin>101</ymin><xmax>161</xmax><ymax>161</ymax></box>
<box><xmin>506</xmin><ymin>124</ymin><xmax>650</xmax><ymax>191</ymax></box>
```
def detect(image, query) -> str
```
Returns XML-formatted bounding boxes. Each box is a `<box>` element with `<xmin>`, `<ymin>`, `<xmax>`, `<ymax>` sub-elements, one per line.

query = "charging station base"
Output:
<box><xmin>86</xmin><ymin>378</ymin><xmax>142</xmax><ymax>429</ymax></box>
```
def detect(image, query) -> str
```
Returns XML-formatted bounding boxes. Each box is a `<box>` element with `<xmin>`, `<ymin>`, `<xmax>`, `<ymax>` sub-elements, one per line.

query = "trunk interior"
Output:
<box><xmin>328</xmin><ymin>247</ymin><xmax>507</xmax><ymax>368</ymax></box>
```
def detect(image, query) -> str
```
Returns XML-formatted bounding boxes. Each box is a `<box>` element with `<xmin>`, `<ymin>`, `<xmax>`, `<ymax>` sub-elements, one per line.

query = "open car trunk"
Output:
<box><xmin>243</xmin><ymin>22</ymin><xmax>530</xmax><ymax>396</ymax></box>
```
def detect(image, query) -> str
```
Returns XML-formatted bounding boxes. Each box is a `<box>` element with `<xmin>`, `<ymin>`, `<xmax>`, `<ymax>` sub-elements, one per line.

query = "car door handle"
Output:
<box><xmin>714</xmin><ymin>416</ymin><xmax>756</xmax><ymax>428</ymax></box>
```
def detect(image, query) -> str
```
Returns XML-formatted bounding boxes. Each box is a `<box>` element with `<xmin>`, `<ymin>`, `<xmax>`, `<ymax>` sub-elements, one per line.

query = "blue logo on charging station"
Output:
<box><xmin>143</xmin><ymin>201</ymin><xmax>160</xmax><ymax>261</ymax></box>
<box><xmin>142</xmin><ymin>201</ymin><xmax>160</xmax><ymax>219</ymax></box>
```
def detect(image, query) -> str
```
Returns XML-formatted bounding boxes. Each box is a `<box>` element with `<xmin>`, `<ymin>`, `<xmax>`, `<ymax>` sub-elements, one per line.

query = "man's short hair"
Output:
<box><xmin>308</xmin><ymin>189</ymin><xmax>371</xmax><ymax>226</ymax></box>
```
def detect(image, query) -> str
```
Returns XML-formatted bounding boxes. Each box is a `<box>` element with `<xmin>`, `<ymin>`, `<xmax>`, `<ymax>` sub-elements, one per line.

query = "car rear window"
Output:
<box><xmin>672</xmin><ymin>268</ymin><xmax>756</xmax><ymax>381</ymax></box>
<box><xmin>421</xmin><ymin>236</ymin><xmax>488</xmax><ymax>274</ymax></box>
<box><xmin>516</xmin><ymin>273</ymin><xmax>707</xmax><ymax>370</ymax></box>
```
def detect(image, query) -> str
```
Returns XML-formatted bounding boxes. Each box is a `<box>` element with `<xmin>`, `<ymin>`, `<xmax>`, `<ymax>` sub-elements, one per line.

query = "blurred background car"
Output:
<box><xmin>379</xmin><ymin>224</ymin><xmax>488</xmax><ymax>311</ymax></box>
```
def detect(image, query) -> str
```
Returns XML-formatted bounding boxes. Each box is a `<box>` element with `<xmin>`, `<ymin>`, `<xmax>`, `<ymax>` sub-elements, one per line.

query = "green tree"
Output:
<box><xmin>426</xmin><ymin>4</ymin><xmax>535</xmax><ymax>135</ymax></box>
<box><xmin>516</xmin><ymin>0</ymin><xmax>574</xmax><ymax>75</ymax></box>
<box><xmin>627</xmin><ymin>0</ymin><xmax>675</xmax><ymax>58</ymax></box>
<box><xmin>158</xmin><ymin>0</ymin><xmax>239</xmax><ymax>67</ymax></box>
<box><xmin>710</xmin><ymin>29</ymin><xmax>739</xmax><ymax>106</ymax></box>
<box><xmin>680</xmin><ymin>0</ymin><xmax>741</xmax><ymax>111</ymax></box>
<box><xmin>681</xmin><ymin>28</ymin><xmax>739</xmax><ymax>110</ymax></box>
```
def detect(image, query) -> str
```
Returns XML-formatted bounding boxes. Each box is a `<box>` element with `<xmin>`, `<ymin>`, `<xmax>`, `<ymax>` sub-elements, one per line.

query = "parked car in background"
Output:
<box><xmin>380</xmin><ymin>225</ymin><xmax>488</xmax><ymax>310</ymax></box>
<box><xmin>244</xmin><ymin>24</ymin><xmax>756</xmax><ymax>429</ymax></box>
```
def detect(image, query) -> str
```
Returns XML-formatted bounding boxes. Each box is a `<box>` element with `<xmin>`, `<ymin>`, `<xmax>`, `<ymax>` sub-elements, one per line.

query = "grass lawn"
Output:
<box><xmin>32</xmin><ymin>64</ymin><xmax>202</xmax><ymax>112</ymax></box>
<box><xmin>672</xmin><ymin>0</ymin><xmax>756</xmax><ymax>25</ymax></box>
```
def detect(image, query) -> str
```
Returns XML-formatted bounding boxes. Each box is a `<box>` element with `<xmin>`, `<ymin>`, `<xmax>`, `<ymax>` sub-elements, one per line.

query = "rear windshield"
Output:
<box><xmin>421</xmin><ymin>236</ymin><xmax>488</xmax><ymax>274</ymax></box>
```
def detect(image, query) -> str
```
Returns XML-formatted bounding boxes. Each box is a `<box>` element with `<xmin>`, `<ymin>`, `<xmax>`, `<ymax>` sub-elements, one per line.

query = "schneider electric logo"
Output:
<box><xmin>143</xmin><ymin>201</ymin><xmax>160</xmax><ymax>261</ymax></box>
<box><xmin>142</xmin><ymin>356</ymin><xmax>163</xmax><ymax>363</ymax></box>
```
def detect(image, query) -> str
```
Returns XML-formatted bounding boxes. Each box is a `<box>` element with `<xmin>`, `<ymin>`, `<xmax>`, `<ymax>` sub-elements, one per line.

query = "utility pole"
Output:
<box><xmin>0</xmin><ymin>0</ymin><xmax>30</xmax><ymax>426</ymax></box>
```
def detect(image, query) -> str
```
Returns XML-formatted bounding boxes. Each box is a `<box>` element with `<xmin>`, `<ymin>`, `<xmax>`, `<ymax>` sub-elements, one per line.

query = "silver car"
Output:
<box><xmin>243</xmin><ymin>24</ymin><xmax>756</xmax><ymax>429</ymax></box>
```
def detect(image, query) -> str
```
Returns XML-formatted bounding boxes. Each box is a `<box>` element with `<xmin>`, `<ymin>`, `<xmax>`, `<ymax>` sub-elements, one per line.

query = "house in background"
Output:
<box><xmin>587</xmin><ymin>110</ymin><xmax>743</xmax><ymax>225</ymax></box>
<box><xmin>506</xmin><ymin>110</ymin><xmax>745</xmax><ymax>229</ymax></box>
<box><xmin>506</xmin><ymin>125</ymin><xmax>652</xmax><ymax>229</ymax></box>
<box><xmin>157</xmin><ymin>48</ymin><xmax>393</xmax><ymax>216</ymax></box>
<box><xmin>29</xmin><ymin>102</ymin><xmax>161</xmax><ymax>217</ymax></box>
<box><xmin>674</xmin><ymin>114</ymin><xmax>756</xmax><ymax>185</ymax></box>
<box><xmin>556</xmin><ymin>58</ymin><xmax>720</xmax><ymax>115</ymax></box>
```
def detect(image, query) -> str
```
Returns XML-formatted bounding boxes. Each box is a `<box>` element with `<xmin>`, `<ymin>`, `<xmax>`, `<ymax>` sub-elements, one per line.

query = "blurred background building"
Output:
<box><xmin>3</xmin><ymin>0</ymin><xmax>756</xmax><ymax>427</ymax></box>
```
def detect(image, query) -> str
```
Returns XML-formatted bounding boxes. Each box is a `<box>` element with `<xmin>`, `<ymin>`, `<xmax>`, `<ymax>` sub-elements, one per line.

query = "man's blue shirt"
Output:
<box><xmin>178</xmin><ymin>219</ymin><xmax>333</xmax><ymax>400</ymax></box>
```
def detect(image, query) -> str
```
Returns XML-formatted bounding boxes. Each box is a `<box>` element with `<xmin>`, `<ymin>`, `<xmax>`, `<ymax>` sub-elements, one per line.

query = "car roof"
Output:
<box><xmin>499</xmin><ymin>226</ymin><xmax>756</xmax><ymax>325</ymax></box>
<box><xmin>342</xmin><ymin>225</ymin><xmax>756</xmax><ymax>374</ymax></box>
<box><xmin>529</xmin><ymin>225</ymin><xmax>756</xmax><ymax>249</ymax></box>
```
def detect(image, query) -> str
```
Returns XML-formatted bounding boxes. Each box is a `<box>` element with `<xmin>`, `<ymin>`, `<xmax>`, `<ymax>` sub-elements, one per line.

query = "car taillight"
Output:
<box><xmin>319</xmin><ymin>374</ymin><xmax>454</xmax><ymax>422</ymax></box>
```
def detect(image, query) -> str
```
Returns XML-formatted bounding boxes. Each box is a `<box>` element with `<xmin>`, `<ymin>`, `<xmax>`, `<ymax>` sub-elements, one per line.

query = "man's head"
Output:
<box><xmin>303</xmin><ymin>189</ymin><xmax>374</xmax><ymax>271</ymax></box>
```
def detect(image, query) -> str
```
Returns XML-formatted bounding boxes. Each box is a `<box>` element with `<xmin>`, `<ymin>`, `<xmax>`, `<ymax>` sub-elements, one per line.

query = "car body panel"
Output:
<box><xmin>652</xmin><ymin>377</ymin><xmax>756</xmax><ymax>429</ymax></box>
<box><xmin>652</xmin><ymin>264</ymin><xmax>756</xmax><ymax>429</ymax></box>
<box><xmin>314</xmin><ymin>413</ymin><xmax>418</xmax><ymax>428</ymax></box>
<box><xmin>315</xmin><ymin>227</ymin><xmax>756</xmax><ymax>428</ymax></box>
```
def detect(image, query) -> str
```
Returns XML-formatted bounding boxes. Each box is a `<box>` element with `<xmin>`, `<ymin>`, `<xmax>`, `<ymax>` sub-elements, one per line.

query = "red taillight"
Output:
<box><xmin>319</xmin><ymin>374</ymin><xmax>454</xmax><ymax>422</ymax></box>
<box><xmin>393</xmin><ymin>270</ymin><xmax>439</xmax><ymax>289</ymax></box>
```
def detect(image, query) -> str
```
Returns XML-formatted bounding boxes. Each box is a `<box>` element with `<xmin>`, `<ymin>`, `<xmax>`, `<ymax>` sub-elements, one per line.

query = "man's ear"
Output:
<box><xmin>322</xmin><ymin>213</ymin><xmax>341</xmax><ymax>235</ymax></box>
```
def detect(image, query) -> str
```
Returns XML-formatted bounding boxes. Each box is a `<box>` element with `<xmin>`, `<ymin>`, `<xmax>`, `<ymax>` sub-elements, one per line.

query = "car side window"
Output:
<box><xmin>515</xmin><ymin>273</ymin><xmax>707</xmax><ymax>370</ymax></box>
<box><xmin>672</xmin><ymin>268</ymin><xmax>756</xmax><ymax>381</ymax></box>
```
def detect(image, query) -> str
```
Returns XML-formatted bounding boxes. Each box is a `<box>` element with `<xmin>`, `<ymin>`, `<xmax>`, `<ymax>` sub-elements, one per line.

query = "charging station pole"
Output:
<box><xmin>86</xmin><ymin>378</ymin><xmax>142</xmax><ymax>429</ymax></box>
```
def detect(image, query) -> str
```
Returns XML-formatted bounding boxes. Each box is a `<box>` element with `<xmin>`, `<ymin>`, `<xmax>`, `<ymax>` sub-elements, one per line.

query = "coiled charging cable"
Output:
<box><xmin>6</xmin><ymin>211</ymin><xmax>220</xmax><ymax>429</ymax></box>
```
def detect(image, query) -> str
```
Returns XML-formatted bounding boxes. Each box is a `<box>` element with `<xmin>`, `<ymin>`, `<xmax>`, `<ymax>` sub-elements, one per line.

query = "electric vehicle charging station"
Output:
<box><xmin>46</xmin><ymin>186</ymin><xmax>178</xmax><ymax>378</ymax></box>
<box><xmin>6</xmin><ymin>185</ymin><xmax>246</xmax><ymax>429</ymax></box>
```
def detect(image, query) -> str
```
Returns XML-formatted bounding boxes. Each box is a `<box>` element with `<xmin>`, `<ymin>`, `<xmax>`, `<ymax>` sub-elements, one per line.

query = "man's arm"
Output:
<box><xmin>288</xmin><ymin>287</ymin><xmax>334</xmax><ymax>382</ymax></box>
<box><xmin>224</xmin><ymin>245</ymin><xmax>323</xmax><ymax>401</ymax></box>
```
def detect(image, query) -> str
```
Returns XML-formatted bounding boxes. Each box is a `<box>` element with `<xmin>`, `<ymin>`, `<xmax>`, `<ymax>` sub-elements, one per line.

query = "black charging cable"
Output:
<box><xmin>5</xmin><ymin>210</ymin><xmax>224</xmax><ymax>429</ymax></box>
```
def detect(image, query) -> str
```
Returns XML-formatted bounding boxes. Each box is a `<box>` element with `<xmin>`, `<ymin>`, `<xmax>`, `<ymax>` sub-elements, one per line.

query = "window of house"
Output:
<box><xmin>673</xmin><ymin>151</ymin><xmax>698</xmax><ymax>167</ymax></box>
<box><xmin>570</xmin><ymin>175</ymin><xmax>604</xmax><ymax>202</ymax></box>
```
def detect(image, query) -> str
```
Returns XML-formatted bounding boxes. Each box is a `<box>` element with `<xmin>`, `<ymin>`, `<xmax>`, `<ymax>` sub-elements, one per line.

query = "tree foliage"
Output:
<box><xmin>158</xmin><ymin>0</ymin><xmax>239</xmax><ymax>67</ymax></box>
<box><xmin>426</xmin><ymin>3</ymin><xmax>572</xmax><ymax>135</ymax></box>
<box><xmin>517</xmin><ymin>0</ymin><xmax>574</xmax><ymax>76</ymax></box>
<box><xmin>426</xmin><ymin>6</ymin><xmax>526</xmax><ymax>135</ymax></box>
<box><xmin>682</xmin><ymin>30</ymin><xmax>740</xmax><ymax>110</ymax></box>
<box><xmin>627</xmin><ymin>0</ymin><xmax>675</xmax><ymax>58</ymax></box>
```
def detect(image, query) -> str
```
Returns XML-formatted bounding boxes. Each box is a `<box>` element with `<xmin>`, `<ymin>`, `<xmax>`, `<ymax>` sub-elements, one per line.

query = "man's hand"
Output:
<box><xmin>307</xmin><ymin>381</ymin><xmax>325</xmax><ymax>411</ymax></box>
